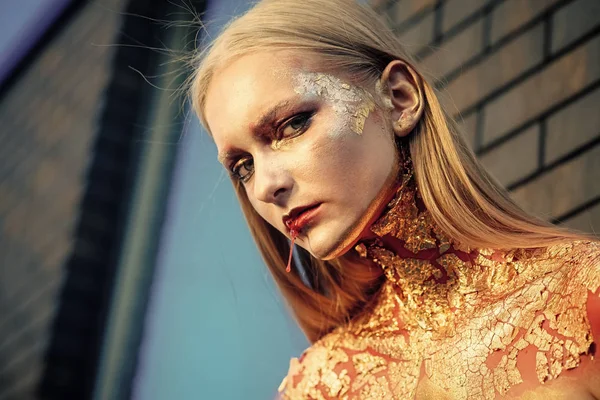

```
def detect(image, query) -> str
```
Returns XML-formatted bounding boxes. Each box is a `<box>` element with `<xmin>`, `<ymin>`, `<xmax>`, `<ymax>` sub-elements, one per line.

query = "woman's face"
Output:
<box><xmin>205</xmin><ymin>51</ymin><xmax>398</xmax><ymax>259</ymax></box>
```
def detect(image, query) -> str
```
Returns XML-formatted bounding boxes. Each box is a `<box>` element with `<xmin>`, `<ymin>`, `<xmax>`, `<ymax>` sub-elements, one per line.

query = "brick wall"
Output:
<box><xmin>374</xmin><ymin>0</ymin><xmax>600</xmax><ymax>233</ymax></box>
<box><xmin>0</xmin><ymin>1</ymin><xmax>126</xmax><ymax>399</ymax></box>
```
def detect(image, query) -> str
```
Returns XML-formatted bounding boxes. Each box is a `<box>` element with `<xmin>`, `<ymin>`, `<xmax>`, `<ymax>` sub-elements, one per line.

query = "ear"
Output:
<box><xmin>378</xmin><ymin>60</ymin><xmax>424</xmax><ymax>137</ymax></box>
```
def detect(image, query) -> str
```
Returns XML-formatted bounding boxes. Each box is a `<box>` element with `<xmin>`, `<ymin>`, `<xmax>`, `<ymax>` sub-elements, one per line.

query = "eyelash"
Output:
<box><xmin>229</xmin><ymin>111</ymin><xmax>314</xmax><ymax>183</ymax></box>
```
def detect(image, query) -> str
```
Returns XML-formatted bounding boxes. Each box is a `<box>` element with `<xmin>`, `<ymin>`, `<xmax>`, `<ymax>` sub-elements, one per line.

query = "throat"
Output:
<box><xmin>354</xmin><ymin>176</ymin><xmax>517</xmax><ymax>332</ymax></box>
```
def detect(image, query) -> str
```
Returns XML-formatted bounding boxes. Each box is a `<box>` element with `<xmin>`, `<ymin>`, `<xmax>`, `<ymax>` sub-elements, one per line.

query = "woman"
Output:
<box><xmin>189</xmin><ymin>0</ymin><xmax>600</xmax><ymax>398</ymax></box>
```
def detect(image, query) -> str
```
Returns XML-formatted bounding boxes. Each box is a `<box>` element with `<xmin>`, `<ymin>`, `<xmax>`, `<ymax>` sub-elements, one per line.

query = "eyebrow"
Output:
<box><xmin>217</xmin><ymin>150</ymin><xmax>237</xmax><ymax>165</ymax></box>
<box><xmin>217</xmin><ymin>99</ymin><xmax>296</xmax><ymax>165</ymax></box>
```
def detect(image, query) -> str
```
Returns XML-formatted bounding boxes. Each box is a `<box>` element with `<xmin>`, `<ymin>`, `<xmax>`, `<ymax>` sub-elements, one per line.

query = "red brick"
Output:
<box><xmin>480</xmin><ymin>124</ymin><xmax>539</xmax><ymax>187</ymax></box>
<box><xmin>441</xmin><ymin>0</ymin><xmax>493</xmax><ymax>34</ymax></box>
<box><xmin>562</xmin><ymin>201</ymin><xmax>600</xmax><ymax>233</ymax></box>
<box><xmin>482</xmin><ymin>35</ymin><xmax>600</xmax><ymax>145</ymax></box>
<box><xmin>545</xmin><ymin>86</ymin><xmax>600</xmax><ymax>163</ymax></box>
<box><xmin>551</xmin><ymin>0</ymin><xmax>600</xmax><ymax>53</ymax></box>
<box><xmin>511</xmin><ymin>145</ymin><xmax>600</xmax><ymax>219</ymax></box>
<box><xmin>490</xmin><ymin>0</ymin><xmax>561</xmax><ymax>45</ymax></box>
<box><xmin>456</xmin><ymin>111</ymin><xmax>478</xmax><ymax>149</ymax></box>
<box><xmin>420</xmin><ymin>18</ymin><xmax>484</xmax><ymax>80</ymax></box>
<box><xmin>398</xmin><ymin>11</ymin><xmax>435</xmax><ymax>53</ymax></box>
<box><xmin>445</xmin><ymin>23</ymin><xmax>544</xmax><ymax>114</ymax></box>
<box><xmin>389</xmin><ymin>0</ymin><xmax>436</xmax><ymax>27</ymax></box>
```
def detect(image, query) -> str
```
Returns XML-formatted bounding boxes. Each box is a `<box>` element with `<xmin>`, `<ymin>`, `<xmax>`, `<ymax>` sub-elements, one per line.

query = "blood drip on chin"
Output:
<box><xmin>285</xmin><ymin>220</ymin><xmax>300</xmax><ymax>273</ymax></box>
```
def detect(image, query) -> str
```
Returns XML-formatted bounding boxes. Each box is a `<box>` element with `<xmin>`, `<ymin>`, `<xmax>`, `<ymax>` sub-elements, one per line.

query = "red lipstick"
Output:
<box><xmin>282</xmin><ymin>203</ymin><xmax>322</xmax><ymax>273</ymax></box>
<box><xmin>283</xmin><ymin>204</ymin><xmax>322</xmax><ymax>233</ymax></box>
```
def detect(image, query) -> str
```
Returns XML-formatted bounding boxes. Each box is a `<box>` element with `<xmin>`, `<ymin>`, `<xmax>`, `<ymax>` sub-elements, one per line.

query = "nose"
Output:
<box><xmin>252</xmin><ymin>155</ymin><xmax>293</xmax><ymax>206</ymax></box>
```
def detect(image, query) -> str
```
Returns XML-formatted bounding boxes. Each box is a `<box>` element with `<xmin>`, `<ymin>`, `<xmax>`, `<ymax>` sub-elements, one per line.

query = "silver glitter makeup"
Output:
<box><xmin>293</xmin><ymin>73</ymin><xmax>376</xmax><ymax>136</ymax></box>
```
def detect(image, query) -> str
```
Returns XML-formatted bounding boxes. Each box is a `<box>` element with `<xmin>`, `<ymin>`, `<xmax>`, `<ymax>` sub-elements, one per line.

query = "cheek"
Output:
<box><xmin>246</xmin><ymin>188</ymin><xmax>286</xmax><ymax>233</ymax></box>
<box><xmin>246</xmin><ymin>187</ymin><xmax>267</xmax><ymax>218</ymax></box>
<box><xmin>357</xmin><ymin>115</ymin><xmax>397</xmax><ymax>175</ymax></box>
<box><xmin>297</xmin><ymin>116</ymin><xmax>367</xmax><ymax>168</ymax></box>
<box><xmin>306</xmin><ymin>116</ymin><xmax>395</xmax><ymax>186</ymax></box>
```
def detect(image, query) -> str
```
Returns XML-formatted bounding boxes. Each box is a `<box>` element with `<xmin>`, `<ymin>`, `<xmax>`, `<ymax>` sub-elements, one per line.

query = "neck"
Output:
<box><xmin>355</xmin><ymin>172</ymin><xmax>471</xmax><ymax>262</ymax></box>
<box><xmin>354</xmin><ymin>174</ymin><xmax>523</xmax><ymax>332</ymax></box>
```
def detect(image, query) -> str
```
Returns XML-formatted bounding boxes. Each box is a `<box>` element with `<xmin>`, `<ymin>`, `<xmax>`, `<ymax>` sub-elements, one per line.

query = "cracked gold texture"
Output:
<box><xmin>293</xmin><ymin>73</ymin><xmax>376</xmax><ymax>136</ymax></box>
<box><xmin>278</xmin><ymin>178</ymin><xmax>600</xmax><ymax>399</ymax></box>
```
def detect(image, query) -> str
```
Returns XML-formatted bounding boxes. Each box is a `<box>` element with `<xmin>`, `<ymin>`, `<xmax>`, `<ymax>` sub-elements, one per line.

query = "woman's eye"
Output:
<box><xmin>231</xmin><ymin>157</ymin><xmax>254</xmax><ymax>182</ymax></box>
<box><xmin>279</xmin><ymin>112</ymin><xmax>313</xmax><ymax>139</ymax></box>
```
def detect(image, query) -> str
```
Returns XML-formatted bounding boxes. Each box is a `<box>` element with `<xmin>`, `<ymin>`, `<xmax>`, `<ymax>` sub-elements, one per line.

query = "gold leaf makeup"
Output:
<box><xmin>293</xmin><ymin>72</ymin><xmax>376</xmax><ymax>136</ymax></box>
<box><xmin>280</xmin><ymin>176</ymin><xmax>600</xmax><ymax>399</ymax></box>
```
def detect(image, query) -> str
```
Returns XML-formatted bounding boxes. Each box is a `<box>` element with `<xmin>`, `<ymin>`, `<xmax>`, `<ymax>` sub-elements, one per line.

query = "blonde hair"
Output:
<box><xmin>189</xmin><ymin>0</ymin><xmax>585</xmax><ymax>342</ymax></box>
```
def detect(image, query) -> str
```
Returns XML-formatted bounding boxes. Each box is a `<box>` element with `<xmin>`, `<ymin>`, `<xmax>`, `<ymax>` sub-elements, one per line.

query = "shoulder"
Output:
<box><xmin>277</xmin><ymin>328</ymin><xmax>404</xmax><ymax>400</ymax></box>
<box><xmin>480</xmin><ymin>241</ymin><xmax>600</xmax><ymax>397</ymax></box>
<box><xmin>568</xmin><ymin>240</ymin><xmax>600</xmax><ymax>344</ymax></box>
<box><xmin>570</xmin><ymin>240</ymin><xmax>600</xmax><ymax>398</ymax></box>
<box><xmin>556</xmin><ymin>239</ymin><xmax>600</xmax><ymax>276</ymax></box>
<box><xmin>277</xmin><ymin>334</ymin><xmax>353</xmax><ymax>400</ymax></box>
<box><xmin>547</xmin><ymin>240</ymin><xmax>600</xmax><ymax>335</ymax></box>
<box><xmin>553</xmin><ymin>240</ymin><xmax>600</xmax><ymax>300</ymax></box>
<box><xmin>539</xmin><ymin>240</ymin><xmax>600</xmax><ymax>389</ymax></box>
<box><xmin>518</xmin><ymin>244</ymin><xmax>600</xmax><ymax>398</ymax></box>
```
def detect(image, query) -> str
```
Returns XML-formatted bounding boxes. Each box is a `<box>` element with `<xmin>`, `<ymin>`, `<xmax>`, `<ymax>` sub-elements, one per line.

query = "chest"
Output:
<box><xmin>351</xmin><ymin>272</ymin><xmax>595</xmax><ymax>399</ymax></box>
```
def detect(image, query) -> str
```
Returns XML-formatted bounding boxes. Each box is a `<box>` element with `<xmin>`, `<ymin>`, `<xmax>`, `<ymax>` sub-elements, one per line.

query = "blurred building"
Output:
<box><xmin>0</xmin><ymin>0</ymin><xmax>598</xmax><ymax>400</ymax></box>
<box><xmin>0</xmin><ymin>0</ymin><xmax>206</xmax><ymax>398</ymax></box>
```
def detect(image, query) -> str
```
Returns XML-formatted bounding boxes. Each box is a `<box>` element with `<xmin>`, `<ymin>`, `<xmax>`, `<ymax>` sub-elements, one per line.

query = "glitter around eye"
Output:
<box><xmin>293</xmin><ymin>72</ymin><xmax>376</xmax><ymax>136</ymax></box>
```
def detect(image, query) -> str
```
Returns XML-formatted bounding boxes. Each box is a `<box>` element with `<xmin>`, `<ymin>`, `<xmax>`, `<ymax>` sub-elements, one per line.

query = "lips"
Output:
<box><xmin>283</xmin><ymin>203</ymin><xmax>322</xmax><ymax>232</ymax></box>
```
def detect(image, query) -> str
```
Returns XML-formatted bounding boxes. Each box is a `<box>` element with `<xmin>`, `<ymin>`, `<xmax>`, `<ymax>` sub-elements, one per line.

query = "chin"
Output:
<box><xmin>300</xmin><ymin>238</ymin><xmax>332</xmax><ymax>261</ymax></box>
<box><xmin>303</xmin><ymin>220</ymin><xmax>362</xmax><ymax>261</ymax></box>
<box><xmin>305</xmin><ymin>245</ymin><xmax>340</xmax><ymax>261</ymax></box>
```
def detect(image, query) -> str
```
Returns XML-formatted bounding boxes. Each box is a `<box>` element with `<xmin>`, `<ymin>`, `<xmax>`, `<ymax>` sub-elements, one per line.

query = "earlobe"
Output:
<box><xmin>378</xmin><ymin>60</ymin><xmax>424</xmax><ymax>137</ymax></box>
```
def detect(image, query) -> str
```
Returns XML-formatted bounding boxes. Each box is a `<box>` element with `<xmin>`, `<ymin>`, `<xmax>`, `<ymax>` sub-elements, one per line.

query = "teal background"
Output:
<box><xmin>131</xmin><ymin>1</ymin><xmax>308</xmax><ymax>399</ymax></box>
